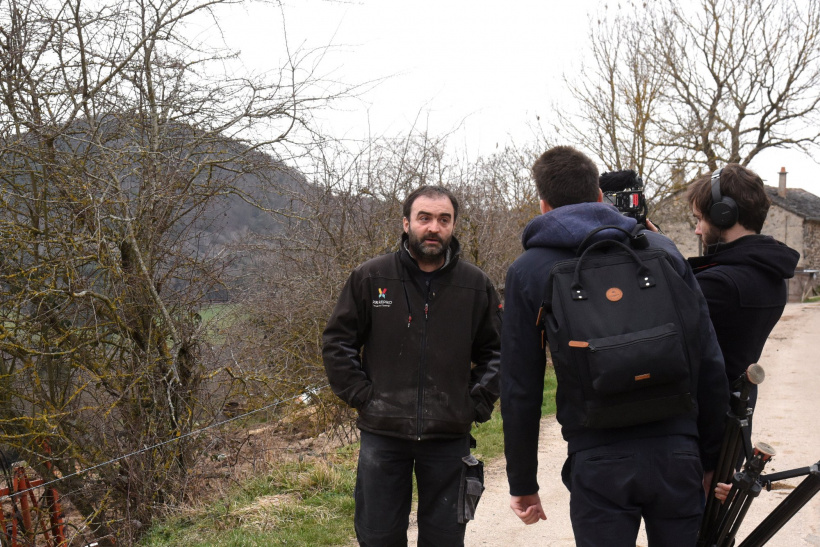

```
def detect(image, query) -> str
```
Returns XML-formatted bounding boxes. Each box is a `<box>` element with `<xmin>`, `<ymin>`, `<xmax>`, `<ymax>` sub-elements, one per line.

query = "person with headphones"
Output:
<box><xmin>686</xmin><ymin>164</ymin><xmax>799</xmax><ymax>412</ymax></box>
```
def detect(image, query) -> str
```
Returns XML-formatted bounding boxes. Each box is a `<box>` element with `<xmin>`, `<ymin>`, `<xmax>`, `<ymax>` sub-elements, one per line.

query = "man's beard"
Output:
<box><xmin>701</xmin><ymin>224</ymin><xmax>722</xmax><ymax>251</ymax></box>
<box><xmin>408</xmin><ymin>231</ymin><xmax>450</xmax><ymax>263</ymax></box>
<box><xmin>700</xmin><ymin>226</ymin><xmax>721</xmax><ymax>247</ymax></box>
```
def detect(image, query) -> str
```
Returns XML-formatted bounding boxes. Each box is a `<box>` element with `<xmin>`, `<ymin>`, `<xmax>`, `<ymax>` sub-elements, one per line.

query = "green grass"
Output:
<box><xmin>141</xmin><ymin>367</ymin><xmax>558</xmax><ymax>546</ymax></box>
<box><xmin>472</xmin><ymin>365</ymin><xmax>557</xmax><ymax>461</ymax></box>
<box><xmin>198</xmin><ymin>303</ymin><xmax>243</xmax><ymax>344</ymax></box>
<box><xmin>140</xmin><ymin>459</ymin><xmax>357</xmax><ymax>546</ymax></box>
<box><xmin>198</xmin><ymin>303</ymin><xmax>235</xmax><ymax>325</ymax></box>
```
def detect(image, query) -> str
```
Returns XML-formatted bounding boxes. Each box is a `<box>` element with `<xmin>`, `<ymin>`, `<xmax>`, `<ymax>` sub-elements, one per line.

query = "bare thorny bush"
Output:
<box><xmin>227</xmin><ymin>133</ymin><xmax>539</xmax><ymax>448</ymax></box>
<box><xmin>0</xmin><ymin>0</ymin><xmax>536</xmax><ymax>541</ymax></box>
<box><xmin>0</xmin><ymin>0</ymin><xmax>347</xmax><ymax>542</ymax></box>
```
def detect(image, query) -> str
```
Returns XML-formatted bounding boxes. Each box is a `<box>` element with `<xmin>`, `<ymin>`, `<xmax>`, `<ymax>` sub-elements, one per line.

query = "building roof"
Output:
<box><xmin>765</xmin><ymin>186</ymin><xmax>820</xmax><ymax>222</ymax></box>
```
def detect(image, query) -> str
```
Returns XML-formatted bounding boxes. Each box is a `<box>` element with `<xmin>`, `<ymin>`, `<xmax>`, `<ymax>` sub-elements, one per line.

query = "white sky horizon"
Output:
<box><xmin>211</xmin><ymin>0</ymin><xmax>820</xmax><ymax>198</ymax></box>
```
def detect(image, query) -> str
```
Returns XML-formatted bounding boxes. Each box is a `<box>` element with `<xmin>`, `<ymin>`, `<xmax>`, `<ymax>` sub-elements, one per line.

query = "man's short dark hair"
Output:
<box><xmin>402</xmin><ymin>186</ymin><xmax>459</xmax><ymax>221</ymax></box>
<box><xmin>687</xmin><ymin>163</ymin><xmax>770</xmax><ymax>233</ymax></box>
<box><xmin>532</xmin><ymin>146</ymin><xmax>600</xmax><ymax>208</ymax></box>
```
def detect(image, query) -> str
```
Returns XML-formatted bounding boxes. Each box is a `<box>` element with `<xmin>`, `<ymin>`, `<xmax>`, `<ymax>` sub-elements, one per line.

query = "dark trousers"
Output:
<box><xmin>564</xmin><ymin>435</ymin><xmax>704</xmax><ymax>547</ymax></box>
<box><xmin>354</xmin><ymin>430</ymin><xmax>469</xmax><ymax>547</ymax></box>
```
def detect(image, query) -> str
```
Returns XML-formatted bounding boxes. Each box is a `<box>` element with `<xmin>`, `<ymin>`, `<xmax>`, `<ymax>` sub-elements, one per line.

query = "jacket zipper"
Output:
<box><xmin>401</xmin><ymin>281</ymin><xmax>413</xmax><ymax>327</ymax></box>
<box><xmin>416</xmin><ymin>285</ymin><xmax>432</xmax><ymax>440</ymax></box>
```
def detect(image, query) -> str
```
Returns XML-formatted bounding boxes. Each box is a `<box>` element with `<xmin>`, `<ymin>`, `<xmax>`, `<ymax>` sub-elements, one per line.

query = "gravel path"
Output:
<box><xmin>406</xmin><ymin>302</ymin><xmax>820</xmax><ymax>546</ymax></box>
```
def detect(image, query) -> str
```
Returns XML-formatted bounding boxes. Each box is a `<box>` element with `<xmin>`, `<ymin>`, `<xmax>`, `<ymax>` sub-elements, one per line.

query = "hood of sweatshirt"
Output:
<box><xmin>688</xmin><ymin>235</ymin><xmax>800</xmax><ymax>281</ymax></box>
<box><xmin>522</xmin><ymin>202</ymin><xmax>638</xmax><ymax>251</ymax></box>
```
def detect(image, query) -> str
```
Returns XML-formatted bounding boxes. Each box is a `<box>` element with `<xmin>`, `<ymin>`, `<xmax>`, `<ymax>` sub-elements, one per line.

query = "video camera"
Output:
<box><xmin>599</xmin><ymin>169</ymin><xmax>647</xmax><ymax>225</ymax></box>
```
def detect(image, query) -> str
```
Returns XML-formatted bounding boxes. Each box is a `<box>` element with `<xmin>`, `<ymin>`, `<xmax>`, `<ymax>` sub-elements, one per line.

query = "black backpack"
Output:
<box><xmin>538</xmin><ymin>226</ymin><xmax>701</xmax><ymax>429</ymax></box>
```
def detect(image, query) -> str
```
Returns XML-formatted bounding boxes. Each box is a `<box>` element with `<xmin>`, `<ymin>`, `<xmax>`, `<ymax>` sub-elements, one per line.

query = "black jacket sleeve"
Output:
<box><xmin>469</xmin><ymin>281</ymin><xmax>503</xmax><ymax>423</ymax></box>
<box><xmin>501</xmin><ymin>257</ymin><xmax>548</xmax><ymax>496</ymax></box>
<box><xmin>322</xmin><ymin>269</ymin><xmax>373</xmax><ymax>410</ymax></box>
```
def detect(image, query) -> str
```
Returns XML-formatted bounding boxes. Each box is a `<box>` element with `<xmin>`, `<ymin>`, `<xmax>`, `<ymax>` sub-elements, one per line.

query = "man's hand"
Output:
<box><xmin>714</xmin><ymin>482</ymin><xmax>732</xmax><ymax>502</ymax></box>
<box><xmin>510</xmin><ymin>494</ymin><xmax>547</xmax><ymax>525</ymax></box>
<box><xmin>703</xmin><ymin>471</ymin><xmax>733</xmax><ymax>502</ymax></box>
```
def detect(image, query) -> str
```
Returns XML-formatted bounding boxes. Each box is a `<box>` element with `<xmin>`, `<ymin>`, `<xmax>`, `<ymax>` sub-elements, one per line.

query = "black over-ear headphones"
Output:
<box><xmin>709</xmin><ymin>168</ymin><xmax>738</xmax><ymax>228</ymax></box>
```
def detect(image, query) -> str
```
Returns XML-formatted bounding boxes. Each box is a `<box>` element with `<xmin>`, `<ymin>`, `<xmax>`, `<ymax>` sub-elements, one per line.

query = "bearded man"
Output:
<box><xmin>687</xmin><ymin>164</ymin><xmax>799</xmax><ymax>416</ymax></box>
<box><xmin>323</xmin><ymin>185</ymin><xmax>502</xmax><ymax>546</ymax></box>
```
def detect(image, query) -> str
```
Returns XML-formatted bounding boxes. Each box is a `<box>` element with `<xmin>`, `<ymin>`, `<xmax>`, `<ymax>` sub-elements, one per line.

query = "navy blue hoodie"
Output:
<box><xmin>501</xmin><ymin>203</ymin><xmax>729</xmax><ymax>496</ymax></box>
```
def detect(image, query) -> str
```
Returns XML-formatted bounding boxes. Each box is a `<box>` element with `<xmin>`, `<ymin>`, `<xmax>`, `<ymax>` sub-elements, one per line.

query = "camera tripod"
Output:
<box><xmin>736</xmin><ymin>460</ymin><xmax>820</xmax><ymax>546</ymax></box>
<box><xmin>697</xmin><ymin>363</ymin><xmax>820</xmax><ymax>546</ymax></box>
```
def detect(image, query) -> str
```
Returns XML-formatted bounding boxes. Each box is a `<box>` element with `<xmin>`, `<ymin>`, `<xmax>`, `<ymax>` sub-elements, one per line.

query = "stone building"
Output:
<box><xmin>652</xmin><ymin>167</ymin><xmax>820</xmax><ymax>301</ymax></box>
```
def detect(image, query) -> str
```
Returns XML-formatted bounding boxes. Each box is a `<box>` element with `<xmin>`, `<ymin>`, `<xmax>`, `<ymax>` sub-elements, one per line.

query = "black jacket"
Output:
<box><xmin>322</xmin><ymin>234</ymin><xmax>502</xmax><ymax>440</ymax></box>
<box><xmin>688</xmin><ymin>235</ymin><xmax>799</xmax><ymax>383</ymax></box>
<box><xmin>501</xmin><ymin>203</ymin><xmax>729</xmax><ymax>496</ymax></box>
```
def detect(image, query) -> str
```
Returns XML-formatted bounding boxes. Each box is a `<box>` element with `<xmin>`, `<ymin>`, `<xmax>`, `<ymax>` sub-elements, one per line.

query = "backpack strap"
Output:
<box><xmin>570</xmin><ymin>239</ymin><xmax>656</xmax><ymax>300</ymax></box>
<box><xmin>576</xmin><ymin>225</ymin><xmax>649</xmax><ymax>255</ymax></box>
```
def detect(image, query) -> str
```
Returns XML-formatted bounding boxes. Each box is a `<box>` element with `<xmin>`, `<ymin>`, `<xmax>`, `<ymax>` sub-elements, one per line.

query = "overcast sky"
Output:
<box><xmin>214</xmin><ymin>0</ymin><xmax>820</xmax><ymax>196</ymax></box>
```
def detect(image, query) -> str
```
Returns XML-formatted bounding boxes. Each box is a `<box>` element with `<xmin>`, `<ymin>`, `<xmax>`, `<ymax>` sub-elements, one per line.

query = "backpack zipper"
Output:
<box><xmin>586</xmin><ymin>330</ymin><xmax>676</xmax><ymax>352</ymax></box>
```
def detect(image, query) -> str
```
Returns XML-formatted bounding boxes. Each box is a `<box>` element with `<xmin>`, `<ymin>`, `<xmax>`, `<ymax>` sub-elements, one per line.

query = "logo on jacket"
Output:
<box><xmin>373</xmin><ymin>288</ymin><xmax>393</xmax><ymax>308</ymax></box>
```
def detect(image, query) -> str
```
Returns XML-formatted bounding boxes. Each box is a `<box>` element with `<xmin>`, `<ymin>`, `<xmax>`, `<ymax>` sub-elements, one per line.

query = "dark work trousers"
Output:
<box><xmin>354</xmin><ymin>430</ymin><xmax>470</xmax><ymax>547</ymax></box>
<box><xmin>563</xmin><ymin>435</ymin><xmax>704</xmax><ymax>547</ymax></box>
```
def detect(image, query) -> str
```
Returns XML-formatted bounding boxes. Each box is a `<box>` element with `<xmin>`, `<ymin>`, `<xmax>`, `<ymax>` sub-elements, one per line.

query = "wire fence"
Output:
<box><xmin>1</xmin><ymin>382</ymin><xmax>332</xmax><ymax>500</ymax></box>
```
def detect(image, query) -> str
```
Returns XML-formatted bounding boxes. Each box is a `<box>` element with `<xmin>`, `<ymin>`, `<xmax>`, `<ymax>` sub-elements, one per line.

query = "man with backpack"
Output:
<box><xmin>500</xmin><ymin>146</ymin><xmax>729</xmax><ymax>546</ymax></box>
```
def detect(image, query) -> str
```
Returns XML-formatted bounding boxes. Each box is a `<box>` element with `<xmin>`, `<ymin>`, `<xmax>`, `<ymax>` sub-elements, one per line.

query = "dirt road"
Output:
<box><xmin>408</xmin><ymin>302</ymin><xmax>820</xmax><ymax>546</ymax></box>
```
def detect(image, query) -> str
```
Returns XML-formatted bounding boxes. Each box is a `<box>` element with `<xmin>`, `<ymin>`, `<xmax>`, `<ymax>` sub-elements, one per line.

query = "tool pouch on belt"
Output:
<box><xmin>457</xmin><ymin>454</ymin><xmax>485</xmax><ymax>524</ymax></box>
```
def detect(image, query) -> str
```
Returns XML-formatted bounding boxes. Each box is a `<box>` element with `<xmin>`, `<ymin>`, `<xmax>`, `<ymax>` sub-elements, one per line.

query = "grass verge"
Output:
<box><xmin>140</xmin><ymin>367</ymin><xmax>557</xmax><ymax>546</ymax></box>
<box><xmin>140</xmin><ymin>455</ymin><xmax>357</xmax><ymax>546</ymax></box>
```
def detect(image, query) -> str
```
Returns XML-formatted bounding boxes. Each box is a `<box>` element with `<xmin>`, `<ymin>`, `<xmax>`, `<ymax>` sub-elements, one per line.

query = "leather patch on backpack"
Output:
<box><xmin>606</xmin><ymin>288</ymin><xmax>623</xmax><ymax>302</ymax></box>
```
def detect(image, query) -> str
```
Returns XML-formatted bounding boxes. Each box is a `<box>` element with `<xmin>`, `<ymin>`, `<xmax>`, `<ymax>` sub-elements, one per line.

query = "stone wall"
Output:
<box><xmin>653</xmin><ymin>192</ymin><xmax>810</xmax><ymax>266</ymax></box>
<box><xmin>762</xmin><ymin>206</ymin><xmax>807</xmax><ymax>267</ymax></box>
<box><xmin>650</xmin><ymin>190</ymin><xmax>701</xmax><ymax>259</ymax></box>
<box><xmin>802</xmin><ymin>220</ymin><xmax>820</xmax><ymax>270</ymax></box>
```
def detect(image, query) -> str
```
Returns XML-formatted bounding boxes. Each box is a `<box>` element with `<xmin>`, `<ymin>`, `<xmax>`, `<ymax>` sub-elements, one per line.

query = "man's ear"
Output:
<box><xmin>402</xmin><ymin>217</ymin><xmax>409</xmax><ymax>233</ymax></box>
<box><xmin>597</xmin><ymin>188</ymin><xmax>603</xmax><ymax>203</ymax></box>
<box><xmin>539</xmin><ymin>199</ymin><xmax>552</xmax><ymax>214</ymax></box>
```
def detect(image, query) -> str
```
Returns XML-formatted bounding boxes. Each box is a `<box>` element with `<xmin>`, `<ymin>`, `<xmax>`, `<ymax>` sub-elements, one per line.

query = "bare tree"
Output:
<box><xmin>557</xmin><ymin>0</ymin><xmax>820</xmax><ymax>198</ymax></box>
<box><xmin>0</xmin><ymin>0</ymin><xmax>346</xmax><ymax>540</ymax></box>
<box><xmin>555</xmin><ymin>13</ymin><xmax>675</xmax><ymax>196</ymax></box>
<box><xmin>451</xmin><ymin>143</ymin><xmax>541</xmax><ymax>283</ymax></box>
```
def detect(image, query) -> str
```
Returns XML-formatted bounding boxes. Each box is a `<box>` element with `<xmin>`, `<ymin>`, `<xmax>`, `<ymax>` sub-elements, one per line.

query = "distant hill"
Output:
<box><xmin>193</xmin><ymin>158</ymin><xmax>305</xmax><ymax>248</ymax></box>
<box><xmin>1</xmin><ymin>118</ymin><xmax>310</xmax><ymax>301</ymax></box>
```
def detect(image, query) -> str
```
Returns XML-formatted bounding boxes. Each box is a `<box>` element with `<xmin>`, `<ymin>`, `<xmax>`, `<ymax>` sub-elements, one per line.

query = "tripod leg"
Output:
<box><xmin>700</xmin><ymin>419</ymin><xmax>752</xmax><ymax>546</ymax></box>
<box><xmin>698</xmin><ymin>365</ymin><xmax>765</xmax><ymax>547</ymax></box>
<box><xmin>737</xmin><ymin>464</ymin><xmax>820</xmax><ymax>547</ymax></box>
<box><xmin>700</xmin><ymin>426</ymin><xmax>740</xmax><ymax>545</ymax></box>
<box><xmin>711</xmin><ymin>443</ymin><xmax>775</xmax><ymax>547</ymax></box>
<box><xmin>719</xmin><ymin>485</ymin><xmax>760</xmax><ymax>547</ymax></box>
